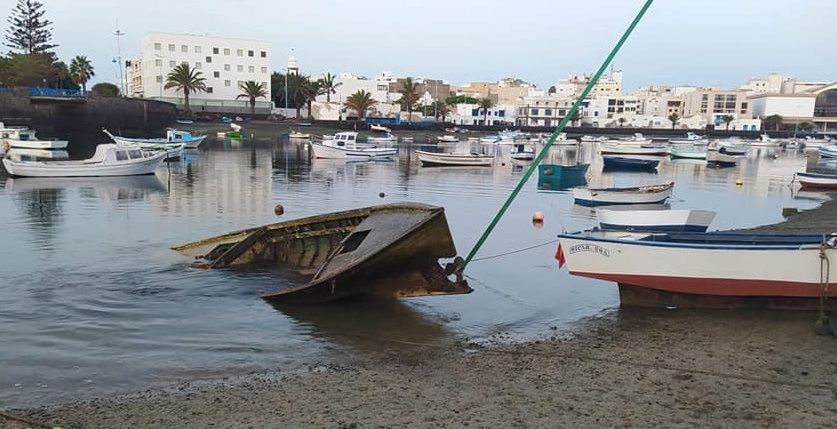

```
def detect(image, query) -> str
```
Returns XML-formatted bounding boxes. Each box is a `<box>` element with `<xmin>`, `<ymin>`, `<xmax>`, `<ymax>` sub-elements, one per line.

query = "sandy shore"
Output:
<box><xmin>5</xmin><ymin>195</ymin><xmax>837</xmax><ymax>428</ymax></box>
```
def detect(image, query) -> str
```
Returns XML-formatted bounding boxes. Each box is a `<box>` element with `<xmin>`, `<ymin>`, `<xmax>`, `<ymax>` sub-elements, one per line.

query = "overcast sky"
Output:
<box><xmin>3</xmin><ymin>0</ymin><xmax>835</xmax><ymax>90</ymax></box>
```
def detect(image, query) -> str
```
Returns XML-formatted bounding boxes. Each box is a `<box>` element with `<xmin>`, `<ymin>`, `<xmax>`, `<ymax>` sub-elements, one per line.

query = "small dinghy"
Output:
<box><xmin>707</xmin><ymin>153</ymin><xmax>738</xmax><ymax>168</ymax></box>
<box><xmin>370</xmin><ymin>124</ymin><xmax>392</xmax><ymax>133</ymax></box>
<box><xmin>596</xmin><ymin>209</ymin><xmax>716</xmax><ymax>232</ymax></box>
<box><xmin>670</xmin><ymin>146</ymin><xmax>707</xmax><ymax>159</ymax></box>
<box><xmin>537</xmin><ymin>163</ymin><xmax>589</xmax><ymax>190</ymax></box>
<box><xmin>818</xmin><ymin>145</ymin><xmax>837</xmax><ymax>159</ymax></box>
<box><xmin>572</xmin><ymin>182</ymin><xmax>674</xmax><ymax>206</ymax></box>
<box><xmin>416</xmin><ymin>150</ymin><xmax>493</xmax><ymax>166</ymax></box>
<box><xmin>669</xmin><ymin>132</ymin><xmax>708</xmax><ymax>145</ymax></box>
<box><xmin>103</xmin><ymin>128</ymin><xmax>207</xmax><ymax>149</ymax></box>
<box><xmin>2</xmin><ymin>143</ymin><xmax>166</xmax><ymax>177</ymax></box>
<box><xmin>3</xmin><ymin>128</ymin><xmax>68</xmax><ymax>150</ymax></box>
<box><xmin>795</xmin><ymin>171</ymin><xmax>837</xmax><ymax>189</ymax></box>
<box><xmin>602</xmin><ymin>156</ymin><xmax>659</xmax><ymax>171</ymax></box>
<box><xmin>311</xmin><ymin>132</ymin><xmax>396</xmax><ymax>159</ymax></box>
<box><xmin>510</xmin><ymin>144</ymin><xmax>535</xmax><ymax>160</ymax></box>
<box><xmin>600</xmin><ymin>142</ymin><xmax>669</xmax><ymax>156</ymax></box>
<box><xmin>289</xmin><ymin>130</ymin><xmax>311</xmax><ymax>139</ymax></box>
<box><xmin>436</xmin><ymin>135</ymin><xmax>459</xmax><ymax>143</ymax></box>
<box><xmin>173</xmin><ymin>203</ymin><xmax>472</xmax><ymax>303</ymax></box>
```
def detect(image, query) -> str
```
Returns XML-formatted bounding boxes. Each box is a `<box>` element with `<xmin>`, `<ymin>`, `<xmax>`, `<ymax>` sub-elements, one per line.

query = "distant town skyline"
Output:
<box><xmin>5</xmin><ymin>0</ymin><xmax>836</xmax><ymax>91</ymax></box>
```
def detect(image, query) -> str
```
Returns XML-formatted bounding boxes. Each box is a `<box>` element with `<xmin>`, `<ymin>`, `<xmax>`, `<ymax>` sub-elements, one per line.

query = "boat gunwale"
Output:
<box><xmin>583</xmin><ymin>181</ymin><xmax>674</xmax><ymax>194</ymax></box>
<box><xmin>557</xmin><ymin>231</ymin><xmax>836</xmax><ymax>250</ymax></box>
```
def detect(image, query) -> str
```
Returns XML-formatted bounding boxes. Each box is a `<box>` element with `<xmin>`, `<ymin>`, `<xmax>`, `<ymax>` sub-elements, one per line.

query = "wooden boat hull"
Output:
<box><xmin>796</xmin><ymin>172</ymin><xmax>837</xmax><ymax>189</ymax></box>
<box><xmin>602</xmin><ymin>156</ymin><xmax>659</xmax><ymax>170</ymax></box>
<box><xmin>573</xmin><ymin>182</ymin><xmax>674</xmax><ymax>206</ymax></box>
<box><xmin>416</xmin><ymin>150</ymin><xmax>493</xmax><ymax>166</ymax></box>
<box><xmin>596</xmin><ymin>209</ymin><xmax>715</xmax><ymax>232</ymax></box>
<box><xmin>173</xmin><ymin>203</ymin><xmax>471</xmax><ymax>303</ymax></box>
<box><xmin>557</xmin><ymin>231</ymin><xmax>837</xmax><ymax>309</ymax></box>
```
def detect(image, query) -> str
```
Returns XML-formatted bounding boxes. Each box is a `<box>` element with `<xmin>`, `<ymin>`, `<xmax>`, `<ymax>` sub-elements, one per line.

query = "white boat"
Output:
<box><xmin>3</xmin><ymin>128</ymin><xmax>68</xmax><ymax>150</ymax></box>
<box><xmin>366</xmin><ymin>133</ymin><xmax>397</xmax><ymax>144</ymax></box>
<box><xmin>801</xmin><ymin>136</ymin><xmax>832</xmax><ymax>149</ymax></box>
<box><xmin>415</xmin><ymin>150</ymin><xmax>494</xmax><ymax>167</ymax></box>
<box><xmin>748</xmin><ymin>133</ymin><xmax>780</xmax><ymax>147</ymax></box>
<box><xmin>510</xmin><ymin>144</ymin><xmax>535</xmax><ymax>160</ymax></box>
<box><xmin>310</xmin><ymin>132</ymin><xmax>396</xmax><ymax>159</ymax></box>
<box><xmin>596</xmin><ymin>209</ymin><xmax>716</xmax><ymax>232</ymax></box>
<box><xmin>706</xmin><ymin>152</ymin><xmax>738</xmax><ymax>168</ymax></box>
<box><xmin>572</xmin><ymin>182</ymin><xmax>674</xmax><ymax>206</ymax></box>
<box><xmin>600</xmin><ymin>142</ymin><xmax>669</xmax><ymax>156</ymax></box>
<box><xmin>369</xmin><ymin>124</ymin><xmax>391</xmax><ymax>133</ymax></box>
<box><xmin>289</xmin><ymin>130</ymin><xmax>311</xmax><ymax>139</ymax></box>
<box><xmin>479</xmin><ymin>135</ymin><xmax>500</xmax><ymax>143</ymax></box>
<box><xmin>716</xmin><ymin>139</ymin><xmax>748</xmax><ymax>155</ymax></box>
<box><xmin>580</xmin><ymin>135</ymin><xmax>608</xmax><ymax>143</ymax></box>
<box><xmin>818</xmin><ymin>145</ymin><xmax>837</xmax><ymax>159</ymax></box>
<box><xmin>2</xmin><ymin>143</ymin><xmax>166</xmax><ymax>177</ymax></box>
<box><xmin>670</xmin><ymin>145</ymin><xmax>707</xmax><ymax>159</ymax></box>
<box><xmin>795</xmin><ymin>171</ymin><xmax>837</xmax><ymax>189</ymax></box>
<box><xmin>669</xmin><ymin>132</ymin><xmax>708</xmax><ymax>145</ymax></box>
<box><xmin>437</xmin><ymin>135</ymin><xmax>459</xmax><ymax>143</ymax></box>
<box><xmin>610</xmin><ymin>133</ymin><xmax>653</xmax><ymax>145</ymax></box>
<box><xmin>555</xmin><ymin>230</ymin><xmax>837</xmax><ymax>309</ymax></box>
<box><xmin>551</xmin><ymin>132</ymin><xmax>578</xmax><ymax>146</ymax></box>
<box><xmin>102</xmin><ymin>128</ymin><xmax>207</xmax><ymax>149</ymax></box>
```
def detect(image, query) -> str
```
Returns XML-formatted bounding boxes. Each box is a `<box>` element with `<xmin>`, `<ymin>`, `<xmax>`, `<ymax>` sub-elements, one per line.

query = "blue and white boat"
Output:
<box><xmin>596</xmin><ymin>209</ymin><xmax>716</xmax><ymax>232</ymax></box>
<box><xmin>818</xmin><ymin>145</ymin><xmax>837</xmax><ymax>159</ymax></box>
<box><xmin>572</xmin><ymin>182</ymin><xmax>674</xmax><ymax>206</ymax></box>
<box><xmin>602</xmin><ymin>156</ymin><xmax>659</xmax><ymax>171</ymax></box>
<box><xmin>103</xmin><ymin>128</ymin><xmax>207</xmax><ymax>149</ymax></box>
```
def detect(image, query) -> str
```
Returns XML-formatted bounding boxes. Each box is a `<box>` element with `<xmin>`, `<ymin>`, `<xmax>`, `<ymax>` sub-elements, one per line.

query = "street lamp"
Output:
<box><xmin>114</xmin><ymin>27</ymin><xmax>126</xmax><ymax>96</ymax></box>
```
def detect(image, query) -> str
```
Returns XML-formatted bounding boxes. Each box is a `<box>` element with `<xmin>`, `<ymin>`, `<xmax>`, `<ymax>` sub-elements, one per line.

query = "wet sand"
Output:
<box><xmin>5</xmin><ymin>195</ymin><xmax>837</xmax><ymax>428</ymax></box>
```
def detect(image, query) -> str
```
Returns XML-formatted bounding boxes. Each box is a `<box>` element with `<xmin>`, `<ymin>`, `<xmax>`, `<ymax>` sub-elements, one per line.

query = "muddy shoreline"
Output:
<box><xmin>5</xmin><ymin>196</ymin><xmax>837</xmax><ymax>428</ymax></box>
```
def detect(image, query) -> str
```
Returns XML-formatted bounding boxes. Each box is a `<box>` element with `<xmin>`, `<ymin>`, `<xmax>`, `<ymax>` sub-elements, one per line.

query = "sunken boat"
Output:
<box><xmin>173</xmin><ymin>203</ymin><xmax>472</xmax><ymax>303</ymax></box>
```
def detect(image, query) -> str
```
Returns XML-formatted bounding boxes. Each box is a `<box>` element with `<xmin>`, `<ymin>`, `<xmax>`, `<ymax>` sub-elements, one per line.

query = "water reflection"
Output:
<box><xmin>5</xmin><ymin>175</ymin><xmax>166</xmax><ymax>202</ymax></box>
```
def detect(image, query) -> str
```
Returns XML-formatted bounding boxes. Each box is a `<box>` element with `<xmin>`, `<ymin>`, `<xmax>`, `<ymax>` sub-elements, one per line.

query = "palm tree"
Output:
<box><xmin>437</xmin><ymin>101</ymin><xmax>453</xmax><ymax>123</ymax></box>
<box><xmin>721</xmin><ymin>115</ymin><xmax>735</xmax><ymax>130</ymax></box>
<box><xmin>763</xmin><ymin>114</ymin><xmax>783</xmax><ymax>132</ymax></box>
<box><xmin>164</xmin><ymin>63</ymin><xmax>206</xmax><ymax>113</ymax></box>
<box><xmin>318</xmin><ymin>72</ymin><xmax>342</xmax><ymax>103</ymax></box>
<box><xmin>300</xmin><ymin>78</ymin><xmax>322</xmax><ymax>119</ymax></box>
<box><xmin>478</xmin><ymin>97</ymin><xmax>494</xmax><ymax>126</ymax></box>
<box><xmin>397</xmin><ymin>77</ymin><xmax>421</xmax><ymax>122</ymax></box>
<box><xmin>668</xmin><ymin>112</ymin><xmax>680</xmax><ymax>129</ymax></box>
<box><xmin>236</xmin><ymin>81</ymin><xmax>267</xmax><ymax>116</ymax></box>
<box><xmin>68</xmin><ymin>55</ymin><xmax>94</xmax><ymax>92</ymax></box>
<box><xmin>344</xmin><ymin>90</ymin><xmax>378</xmax><ymax>119</ymax></box>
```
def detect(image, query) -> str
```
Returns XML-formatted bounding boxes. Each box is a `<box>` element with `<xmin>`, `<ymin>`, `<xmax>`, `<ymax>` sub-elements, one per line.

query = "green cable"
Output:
<box><xmin>457</xmin><ymin>0</ymin><xmax>655</xmax><ymax>275</ymax></box>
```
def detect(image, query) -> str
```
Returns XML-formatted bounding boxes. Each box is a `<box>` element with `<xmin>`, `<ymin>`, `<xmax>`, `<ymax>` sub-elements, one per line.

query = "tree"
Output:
<box><xmin>300</xmin><ymin>77</ymin><xmax>322</xmax><ymax>119</ymax></box>
<box><xmin>5</xmin><ymin>0</ymin><xmax>57</xmax><ymax>54</ymax></box>
<box><xmin>397</xmin><ymin>77</ymin><xmax>421</xmax><ymax>122</ymax></box>
<box><xmin>437</xmin><ymin>101</ymin><xmax>453</xmax><ymax>123</ymax></box>
<box><xmin>236</xmin><ymin>80</ymin><xmax>267</xmax><ymax>116</ymax></box>
<box><xmin>164</xmin><ymin>63</ymin><xmax>206</xmax><ymax>113</ymax></box>
<box><xmin>721</xmin><ymin>114</ymin><xmax>734</xmax><ymax>130</ymax></box>
<box><xmin>0</xmin><ymin>52</ymin><xmax>74</xmax><ymax>87</ymax></box>
<box><xmin>91</xmin><ymin>82</ymin><xmax>119</xmax><ymax>97</ymax></box>
<box><xmin>763</xmin><ymin>114</ymin><xmax>783</xmax><ymax>132</ymax></box>
<box><xmin>478</xmin><ymin>97</ymin><xmax>495</xmax><ymax>126</ymax></box>
<box><xmin>446</xmin><ymin>94</ymin><xmax>479</xmax><ymax>105</ymax></box>
<box><xmin>617</xmin><ymin>117</ymin><xmax>626</xmax><ymax>127</ymax></box>
<box><xmin>318</xmin><ymin>72</ymin><xmax>341</xmax><ymax>103</ymax></box>
<box><xmin>68</xmin><ymin>55</ymin><xmax>94</xmax><ymax>92</ymax></box>
<box><xmin>798</xmin><ymin>122</ymin><xmax>815</xmax><ymax>132</ymax></box>
<box><xmin>668</xmin><ymin>112</ymin><xmax>680</xmax><ymax>129</ymax></box>
<box><xmin>548</xmin><ymin>85</ymin><xmax>556</xmax><ymax>95</ymax></box>
<box><xmin>344</xmin><ymin>89</ymin><xmax>377</xmax><ymax>119</ymax></box>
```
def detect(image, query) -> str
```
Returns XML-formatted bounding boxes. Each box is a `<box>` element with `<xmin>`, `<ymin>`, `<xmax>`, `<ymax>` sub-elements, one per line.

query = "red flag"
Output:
<box><xmin>555</xmin><ymin>243</ymin><xmax>566</xmax><ymax>269</ymax></box>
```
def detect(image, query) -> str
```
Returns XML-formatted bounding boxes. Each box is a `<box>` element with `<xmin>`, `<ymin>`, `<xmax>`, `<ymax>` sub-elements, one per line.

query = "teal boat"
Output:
<box><xmin>537</xmin><ymin>163</ymin><xmax>589</xmax><ymax>191</ymax></box>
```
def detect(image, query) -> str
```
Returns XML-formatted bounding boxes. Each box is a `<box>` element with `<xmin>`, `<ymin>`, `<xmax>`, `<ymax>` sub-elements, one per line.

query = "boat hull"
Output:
<box><xmin>796</xmin><ymin>172</ymin><xmax>837</xmax><ymax>189</ymax></box>
<box><xmin>602</xmin><ymin>156</ymin><xmax>659</xmax><ymax>170</ymax></box>
<box><xmin>557</xmin><ymin>232</ymin><xmax>837</xmax><ymax>309</ymax></box>
<box><xmin>573</xmin><ymin>183</ymin><xmax>673</xmax><ymax>206</ymax></box>
<box><xmin>600</xmin><ymin>144</ymin><xmax>668</xmax><ymax>156</ymax></box>
<box><xmin>416</xmin><ymin>151</ymin><xmax>493</xmax><ymax>166</ymax></box>
<box><xmin>2</xmin><ymin>152</ymin><xmax>165</xmax><ymax>177</ymax></box>
<box><xmin>311</xmin><ymin>142</ymin><xmax>396</xmax><ymax>159</ymax></box>
<box><xmin>7</xmin><ymin>139</ymin><xmax>68</xmax><ymax>150</ymax></box>
<box><xmin>597</xmin><ymin>209</ymin><xmax>714</xmax><ymax>232</ymax></box>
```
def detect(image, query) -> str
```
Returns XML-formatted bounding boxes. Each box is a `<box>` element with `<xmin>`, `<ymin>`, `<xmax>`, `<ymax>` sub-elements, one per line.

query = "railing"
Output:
<box><xmin>29</xmin><ymin>87</ymin><xmax>85</xmax><ymax>98</ymax></box>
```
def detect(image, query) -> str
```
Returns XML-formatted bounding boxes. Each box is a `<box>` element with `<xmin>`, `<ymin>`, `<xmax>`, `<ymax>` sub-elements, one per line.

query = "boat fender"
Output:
<box><xmin>274</xmin><ymin>204</ymin><xmax>284</xmax><ymax>216</ymax></box>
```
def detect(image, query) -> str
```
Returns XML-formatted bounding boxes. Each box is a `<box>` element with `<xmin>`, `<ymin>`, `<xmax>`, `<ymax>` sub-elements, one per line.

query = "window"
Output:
<box><xmin>340</xmin><ymin>230</ymin><xmax>370</xmax><ymax>253</ymax></box>
<box><xmin>531</xmin><ymin>108</ymin><xmax>539</xmax><ymax>115</ymax></box>
<box><xmin>206</xmin><ymin>87</ymin><xmax>213</xmax><ymax>94</ymax></box>
<box><xmin>168</xmin><ymin>44</ymin><xmax>175</xmax><ymax>51</ymax></box>
<box><xmin>248</xmin><ymin>65</ymin><xmax>255</xmax><ymax>73</ymax></box>
<box><xmin>260</xmin><ymin>51</ymin><xmax>266</xmax><ymax>58</ymax></box>
<box><xmin>155</xmin><ymin>76</ymin><xmax>162</xmax><ymax>83</ymax></box>
<box><xmin>115</xmin><ymin>151</ymin><xmax>128</xmax><ymax>161</ymax></box>
<box><xmin>224</xmin><ymin>80</ymin><xmax>231</xmax><ymax>87</ymax></box>
<box><xmin>195</xmin><ymin>62</ymin><xmax>201</xmax><ymax>69</ymax></box>
<box><xmin>471</xmin><ymin>109</ymin><xmax>479</xmax><ymax>116</ymax></box>
<box><xmin>212</xmin><ymin>47</ymin><xmax>219</xmax><ymax>54</ymax></box>
<box><xmin>181</xmin><ymin>45</ymin><xmax>188</xmax><ymax>52</ymax></box>
<box><xmin>213</xmin><ymin>71</ymin><xmax>220</xmax><ymax>78</ymax></box>
<box><xmin>236</xmin><ymin>49</ymin><xmax>243</xmax><ymax>56</ymax></box>
<box><xmin>128</xmin><ymin>149</ymin><xmax>143</xmax><ymax>159</ymax></box>
<box><xmin>261</xmin><ymin>81</ymin><xmax>267</xmax><ymax>88</ymax></box>
<box><xmin>205</xmin><ymin>56</ymin><xmax>212</xmax><ymax>63</ymax></box>
<box><xmin>155</xmin><ymin>59</ymin><xmax>162</xmax><ymax>67</ymax></box>
<box><xmin>498</xmin><ymin>110</ymin><xmax>505</xmax><ymax>117</ymax></box>
<box><xmin>223</xmin><ymin>48</ymin><xmax>230</xmax><ymax>55</ymax></box>
<box><xmin>237</xmin><ymin>80</ymin><xmax>243</xmax><ymax>87</ymax></box>
<box><xmin>544</xmin><ymin>109</ymin><xmax>552</xmax><ymax>116</ymax></box>
<box><xmin>224</xmin><ymin>64</ymin><xmax>230</xmax><ymax>71</ymax></box>
<box><xmin>377</xmin><ymin>84</ymin><xmax>387</xmax><ymax>91</ymax></box>
<box><xmin>237</xmin><ymin>65</ymin><xmax>243</xmax><ymax>72</ymax></box>
<box><xmin>260</xmin><ymin>67</ymin><xmax>267</xmax><ymax>73</ymax></box>
<box><xmin>169</xmin><ymin>60</ymin><xmax>176</xmax><ymax>67</ymax></box>
<box><xmin>154</xmin><ymin>43</ymin><xmax>161</xmax><ymax>50</ymax></box>
<box><xmin>248</xmin><ymin>50</ymin><xmax>254</xmax><ymax>57</ymax></box>
<box><xmin>194</xmin><ymin>46</ymin><xmax>201</xmax><ymax>53</ymax></box>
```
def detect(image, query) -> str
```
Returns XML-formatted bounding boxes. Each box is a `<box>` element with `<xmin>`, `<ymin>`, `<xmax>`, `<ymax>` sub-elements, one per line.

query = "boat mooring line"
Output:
<box><xmin>470</xmin><ymin>239</ymin><xmax>561</xmax><ymax>262</ymax></box>
<box><xmin>457</xmin><ymin>0</ymin><xmax>655</xmax><ymax>275</ymax></box>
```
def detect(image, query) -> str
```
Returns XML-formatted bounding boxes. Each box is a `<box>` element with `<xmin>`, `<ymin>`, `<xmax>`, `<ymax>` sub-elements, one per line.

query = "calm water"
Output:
<box><xmin>0</xmin><ymin>133</ymin><xmax>822</xmax><ymax>407</ymax></box>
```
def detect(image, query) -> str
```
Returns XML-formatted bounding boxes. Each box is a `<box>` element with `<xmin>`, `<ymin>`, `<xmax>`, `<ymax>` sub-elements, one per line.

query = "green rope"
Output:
<box><xmin>457</xmin><ymin>0</ymin><xmax>655</xmax><ymax>275</ymax></box>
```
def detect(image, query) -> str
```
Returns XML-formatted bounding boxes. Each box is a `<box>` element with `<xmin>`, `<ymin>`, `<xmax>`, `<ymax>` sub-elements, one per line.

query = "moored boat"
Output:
<box><xmin>669</xmin><ymin>132</ymin><xmax>708</xmax><ymax>145</ymax></box>
<box><xmin>369</xmin><ymin>124</ymin><xmax>392</xmax><ymax>133</ymax></box>
<box><xmin>436</xmin><ymin>135</ymin><xmax>459</xmax><ymax>143</ymax></box>
<box><xmin>748</xmin><ymin>133</ymin><xmax>780</xmax><ymax>147</ymax></box>
<box><xmin>2</xmin><ymin>143</ymin><xmax>165</xmax><ymax>177</ymax></box>
<box><xmin>818</xmin><ymin>145</ymin><xmax>837</xmax><ymax>159</ymax></box>
<box><xmin>311</xmin><ymin>132</ymin><xmax>396</xmax><ymax>159</ymax></box>
<box><xmin>416</xmin><ymin>150</ymin><xmax>493</xmax><ymax>167</ymax></box>
<box><xmin>706</xmin><ymin>152</ymin><xmax>738</xmax><ymax>168</ymax></box>
<box><xmin>555</xmin><ymin>230</ymin><xmax>837</xmax><ymax>309</ymax></box>
<box><xmin>173</xmin><ymin>203</ymin><xmax>472</xmax><ymax>303</ymax></box>
<box><xmin>510</xmin><ymin>144</ymin><xmax>535</xmax><ymax>160</ymax></box>
<box><xmin>596</xmin><ymin>209</ymin><xmax>716</xmax><ymax>232</ymax></box>
<box><xmin>602</xmin><ymin>156</ymin><xmax>659</xmax><ymax>171</ymax></box>
<box><xmin>551</xmin><ymin>132</ymin><xmax>578</xmax><ymax>146</ymax></box>
<box><xmin>103</xmin><ymin>128</ymin><xmax>207</xmax><ymax>149</ymax></box>
<box><xmin>795</xmin><ymin>171</ymin><xmax>837</xmax><ymax>189</ymax></box>
<box><xmin>289</xmin><ymin>130</ymin><xmax>311</xmax><ymax>139</ymax></box>
<box><xmin>580</xmin><ymin>135</ymin><xmax>607</xmax><ymax>143</ymax></box>
<box><xmin>3</xmin><ymin>128</ymin><xmax>68</xmax><ymax>150</ymax></box>
<box><xmin>600</xmin><ymin>142</ymin><xmax>669</xmax><ymax>156</ymax></box>
<box><xmin>572</xmin><ymin>182</ymin><xmax>674</xmax><ymax>206</ymax></box>
<box><xmin>537</xmin><ymin>163</ymin><xmax>589</xmax><ymax>190</ymax></box>
<box><xmin>670</xmin><ymin>145</ymin><xmax>707</xmax><ymax>159</ymax></box>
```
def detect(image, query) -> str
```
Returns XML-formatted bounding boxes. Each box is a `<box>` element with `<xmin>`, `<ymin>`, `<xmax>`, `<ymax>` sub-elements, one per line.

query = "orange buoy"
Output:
<box><xmin>533</xmin><ymin>211</ymin><xmax>545</xmax><ymax>223</ymax></box>
<box><xmin>274</xmin><ymin>204</ymin><xmax>284</xmax><ymax>216</ymax></box>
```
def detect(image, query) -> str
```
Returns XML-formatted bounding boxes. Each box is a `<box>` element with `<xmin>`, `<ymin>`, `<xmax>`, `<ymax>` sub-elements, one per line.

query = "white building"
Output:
<box><xmin>450</xmin><ymin>103</ymin><xmax>516</xmax><ymax>126</ymax></box>
<box><xmin>552</xmin><ymin>70</ymin><xmax>623</xmax><ymax>99</ymax></box>
<box><xmin>127</xmin><ymin>32</ymin><xmax>272</xmax><ymax>114</ymax></box>
<box><xmin>749</xmin><ymin>94</ymin><xmax>817</xmax><ymax>119</ymax></box>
